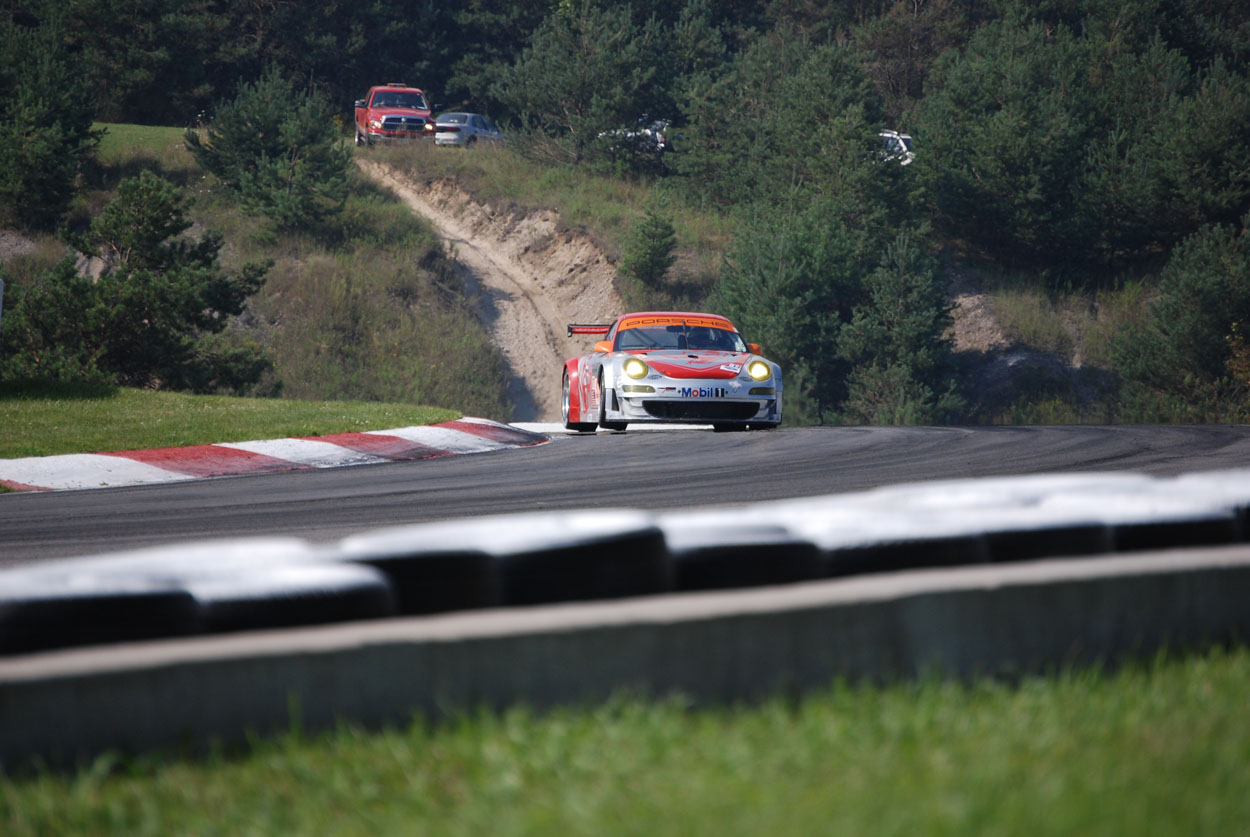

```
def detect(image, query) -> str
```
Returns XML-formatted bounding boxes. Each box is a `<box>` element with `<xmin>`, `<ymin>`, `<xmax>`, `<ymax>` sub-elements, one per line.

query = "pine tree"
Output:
<box><xmin>186</xmin><ymin>67</ymin><xmax>350</xmax><ymax>231</ymax></box>
<box><xmin>619</xmin><ymin>208</ymin><xmax>677</xmax><ymax>288</ymax></box>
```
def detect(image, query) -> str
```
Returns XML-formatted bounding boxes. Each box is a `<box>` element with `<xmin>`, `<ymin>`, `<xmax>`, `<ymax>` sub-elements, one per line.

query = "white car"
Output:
<box><xmin>434</xmin><ymin>113</ymin><xmax>505</xmax><ymax>147</ymax></box>
<box><xmin>561</xmin><ymin>311</ymin><xmax>783</xmax><ymax>433</ymax></box>
<box><xmin>880</xmin><ymin>130</ymin><xmax>915</xmax><ymax>165</ymax></box>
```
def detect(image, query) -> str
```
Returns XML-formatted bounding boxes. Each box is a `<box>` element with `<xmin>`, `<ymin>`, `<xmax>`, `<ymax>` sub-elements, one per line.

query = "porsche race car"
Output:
<box><xmin>561</xmin><ymin>312</ymin><xmax>783</xmax><ymax>432</ymax></box>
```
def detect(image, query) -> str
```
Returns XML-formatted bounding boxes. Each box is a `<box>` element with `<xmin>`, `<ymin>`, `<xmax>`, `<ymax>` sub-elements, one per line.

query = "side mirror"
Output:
<box><xmin>747</xmin><ymin>343</ymin><xmax>761</xmax><ymax>353</ymax></box>
<box><xmin>354</xmin><ymin>100</ymin><xmax>366</xmax><ymax>108</ymax></box>
<box><xmin>593</xmin><ymin>340</ymin><xmax>613</xmax><ymax>353</ymax></box>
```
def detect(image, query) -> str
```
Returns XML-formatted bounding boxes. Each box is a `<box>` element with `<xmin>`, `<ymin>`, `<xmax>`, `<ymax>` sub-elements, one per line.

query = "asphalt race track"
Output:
<box><xmin>3</xmin><ymin>424</ymin><xmax>1250</xmax><ymax>566</ymax></box>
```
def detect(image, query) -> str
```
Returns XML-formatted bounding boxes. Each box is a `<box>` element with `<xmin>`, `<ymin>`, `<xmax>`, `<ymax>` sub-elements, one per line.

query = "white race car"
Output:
<box><xmin>561</xmin><ymin>311</ymin><xmax>783</xmax><ymax>432</ymax></box>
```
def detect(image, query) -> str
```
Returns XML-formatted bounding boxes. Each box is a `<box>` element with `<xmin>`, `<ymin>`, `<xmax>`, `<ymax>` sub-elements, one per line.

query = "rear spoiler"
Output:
<box><xmin>567</xmin><ymin>323</ymin><xmax>611</xmax><ymax>337</ymax></box>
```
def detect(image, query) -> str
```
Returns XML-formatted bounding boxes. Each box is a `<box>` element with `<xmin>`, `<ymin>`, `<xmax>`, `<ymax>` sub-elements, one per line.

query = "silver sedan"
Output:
<box><xmin>434</xmin><ymin>113</ymin><xmax>505</xmax><ymax>147</ymax></box>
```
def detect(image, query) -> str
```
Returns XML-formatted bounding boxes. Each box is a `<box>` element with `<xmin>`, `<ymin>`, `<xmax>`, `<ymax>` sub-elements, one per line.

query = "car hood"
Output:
<box><xmin>627</xmin><ymin>350</ymin><xmax>750</xmax><ymax>379</ymax></box>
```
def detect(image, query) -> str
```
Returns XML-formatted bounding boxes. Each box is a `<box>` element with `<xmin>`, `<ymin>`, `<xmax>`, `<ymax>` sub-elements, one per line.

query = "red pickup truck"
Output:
<box><xmin>353</xmin><ymin>83</ymin><xmax>435</xmax><ymax>147</ymax></box>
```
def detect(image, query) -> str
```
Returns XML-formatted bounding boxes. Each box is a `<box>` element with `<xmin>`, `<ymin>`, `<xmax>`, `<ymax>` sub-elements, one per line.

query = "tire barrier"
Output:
<box><xmin>0</xmin><ymin>540</ymin><xmax>396</xmax><ymax>653</ymax></box>
<box><xmin>0</xmin><ymin>584</ymin><xmax>199</xmax><ymax>656</ymax></box>
<box><xmin>658</xmin><ymin>523</ymin><xmax>824</xmax><ymax>590</ymax></box>
<box><xmin>2</xmin><ymin>470</ymin><xmax>1248</xmax><ymax>658</ymax></box>
<box><xmin>341</xmin><ymin>511</ymin><xmax>670</xmax><ymax>609</ymax></box>
<box><xmin>5</xmin><ymin>546</ymin><xmax>1250</xmax><ymax>771</ymax></box>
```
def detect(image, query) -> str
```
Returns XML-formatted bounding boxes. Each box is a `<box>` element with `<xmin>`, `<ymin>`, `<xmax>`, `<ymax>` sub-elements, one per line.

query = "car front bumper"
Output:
<box><xmin>367</xmin><ymin>129</ymin><xmax>433</xmax><ymax>142</ymax></box>
<box><xmin>606</xmin><ymin>381</ymin><xmax>781</xmax><ymax>426</ymax></box>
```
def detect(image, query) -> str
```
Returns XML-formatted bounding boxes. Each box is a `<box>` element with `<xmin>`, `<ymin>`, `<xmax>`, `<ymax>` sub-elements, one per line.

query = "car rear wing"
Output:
<box><xmin>567</xmin><ymin>324</ymin><xmax>611</xmax><ymax>337</ymax></box>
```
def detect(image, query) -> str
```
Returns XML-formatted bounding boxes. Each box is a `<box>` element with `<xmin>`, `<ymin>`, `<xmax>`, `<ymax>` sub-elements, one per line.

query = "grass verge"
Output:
<box><xmin>2</xmin><ymin>645</ymin><xmax>1246</xmax><ymax>834</ymax></box>
<box><xmin>0</xmin><ymin>381</ymin><xmax>458</xmax><ymax>459</ymax></box>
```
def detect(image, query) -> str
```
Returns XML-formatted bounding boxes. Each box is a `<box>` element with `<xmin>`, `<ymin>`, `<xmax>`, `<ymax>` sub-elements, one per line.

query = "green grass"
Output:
<box><xmin>3</xmin><ymin>646</ymin><xmax>1247</xmax><ymax>834</ymax></box>
<box><xmin>94</xmin><ymin>123</ymin><xmax>191</xmax><ymax>162</ymax></box>
<box><xmin>0</xmin><ymin>382</ymin><xmax>458</xmax><ymax>459</ymax></box>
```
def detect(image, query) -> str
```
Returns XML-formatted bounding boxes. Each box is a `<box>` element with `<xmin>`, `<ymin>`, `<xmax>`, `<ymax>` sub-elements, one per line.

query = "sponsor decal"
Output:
<box><xmin>720</xmin><ymin>363</ymin><xmax>742</xmax><ymax>374</ymax></box>
<box><xmin>680</xmin><ymin>386</ymin><xmax>728</xmax><ymax>398</ymax></box>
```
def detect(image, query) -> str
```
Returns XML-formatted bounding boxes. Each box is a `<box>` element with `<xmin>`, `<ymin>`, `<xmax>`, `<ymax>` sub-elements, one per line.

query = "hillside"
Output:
<box><xmin>0</xmin><ymin>167</ymin><xmax>1045</xmax><ymax>426</ymax></box>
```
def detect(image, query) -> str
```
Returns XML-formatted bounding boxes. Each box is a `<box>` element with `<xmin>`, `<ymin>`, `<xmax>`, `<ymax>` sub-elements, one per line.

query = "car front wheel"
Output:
<box><xmin>597</xmin><ymin>373</ymin><xmax>627</xmax><ymax>432</ymax></box>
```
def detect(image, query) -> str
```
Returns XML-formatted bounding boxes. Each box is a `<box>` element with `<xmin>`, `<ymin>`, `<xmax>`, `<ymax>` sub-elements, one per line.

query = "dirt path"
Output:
<box><xmin>358</xmin><ymin>160</ymin><xmax>622</xmax><ymax>421</ymax></box>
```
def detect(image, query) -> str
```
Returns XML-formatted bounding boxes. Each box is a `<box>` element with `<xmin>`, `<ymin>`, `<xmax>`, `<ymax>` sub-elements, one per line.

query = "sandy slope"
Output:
<box><xmin>358</xmin><ymin>160</ymin><xmax>622</xmax><ymax>422</ymax></box>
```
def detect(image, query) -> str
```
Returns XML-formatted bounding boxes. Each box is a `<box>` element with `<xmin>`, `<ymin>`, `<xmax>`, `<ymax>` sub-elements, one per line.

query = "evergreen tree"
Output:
<box><xmin>1112</xmin><ymin>214</ymin><xmax>1250</xmax><ymax>421</ymax></box>
<box><xmin>837</xmin><ymin>230</ymin><xmax>963</xmax><ymax>425</ymax></box>
<box><xmin>492</xmin><ymin>0</ymin><xmax>664</xmax><ymax>164</ymax></box>
<box><xmin>676</xmin><ymin>32</ymin><xmax>889</xmax><ymax>208</ymax></box>
<box><xmin>914</xmin><ymin>9</ymin><xmax>1096</xmax><ymax>266</ymax></box>
<box><xmin>0</xmin><ymin>21</ymin><xmax>102</xmax><ymax>230</ymax></box>
<box><xmin>1</xmin><ymin>172</ymin><xmax>271</xmax><ymax>391</ymax></box>
<box><xmin>186</xmin><ymin>67</ymin><xmax>350</xmax><ymax>231</ymax></box>
<box><xmin>619</xmin><ymin>208</ymin><xmax>678</xmax><ymax>288</ymax></box>
<box><xmin>711</xmin><ymin>193</ymin><xmax>891</xmax><ymax>424</ymax></box>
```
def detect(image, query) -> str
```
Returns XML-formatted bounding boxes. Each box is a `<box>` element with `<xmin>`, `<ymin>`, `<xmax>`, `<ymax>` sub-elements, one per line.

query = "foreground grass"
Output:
<box><xmin>0</xmin><ymin>382</ymin><xmax>458</xmax><ymax>458</ymax></box>
<box><xmin>3</xmin><ymin>646</ymin><xmax>1246</xmax><ymax>834</ymax></box>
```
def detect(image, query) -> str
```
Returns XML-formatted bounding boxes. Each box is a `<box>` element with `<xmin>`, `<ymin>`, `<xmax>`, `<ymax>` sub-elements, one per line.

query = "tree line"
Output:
<box><xmin>2</xmin><ymin>0</ymin><xmax>1249</xmax><ymax>421</ymax></box>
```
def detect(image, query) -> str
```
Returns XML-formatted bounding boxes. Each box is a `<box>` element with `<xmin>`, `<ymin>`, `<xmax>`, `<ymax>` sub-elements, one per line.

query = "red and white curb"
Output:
<box><xmin>0</xmin><ymin>418</ymin><xmax>548</xmax><ymax>492</ymax></box>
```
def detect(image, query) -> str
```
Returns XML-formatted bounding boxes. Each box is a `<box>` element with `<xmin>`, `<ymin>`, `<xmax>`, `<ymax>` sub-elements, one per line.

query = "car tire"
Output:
<box><xmin>355</xmin><ymin>129</ymin><xmax>364</xmax><ymax>147</ymax></box>
<box><xmin>562</xmin><ymin>371</ymin><xmax>597</xmax><ymax>433</ymax></box>
<box><xmin>465</xmin><ymin>135</ymin><xmax>477</xmax><ymax>148</ymax></box>
<box><xmin>597</xmin><ymin>373</ymin><xmax>627</xmax><ymax>431</ymax></box>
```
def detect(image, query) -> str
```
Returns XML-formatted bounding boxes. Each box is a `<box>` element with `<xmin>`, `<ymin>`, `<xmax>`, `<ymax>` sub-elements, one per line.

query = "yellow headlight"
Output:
<box><xmin>747</xmin><ymin>360</ymin><xmax>771</xmax><ymax>381</ymax></box>
<box><xmin>623</xmin><ymin>358</ymin><xmax>650</xmax><ymax>379</ymax></box>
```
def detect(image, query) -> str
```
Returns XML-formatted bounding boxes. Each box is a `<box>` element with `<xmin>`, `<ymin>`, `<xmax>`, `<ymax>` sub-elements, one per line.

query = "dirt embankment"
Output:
<box><xmin>358</xmin><ymin>160</ymin><xmax>622</xmax><ymax>422</ymax></box>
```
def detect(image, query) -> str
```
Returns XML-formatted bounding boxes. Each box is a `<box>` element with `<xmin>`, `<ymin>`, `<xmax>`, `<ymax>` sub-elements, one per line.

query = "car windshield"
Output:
<box><xmin>374</xmin><ymin>91</ymin><xmax>427</xmax><ymax>109</ymax></box>
<box><xmin>616</xmin><ymin>325</ymin><xmax>745</xmax><ymax>352</ymax></box>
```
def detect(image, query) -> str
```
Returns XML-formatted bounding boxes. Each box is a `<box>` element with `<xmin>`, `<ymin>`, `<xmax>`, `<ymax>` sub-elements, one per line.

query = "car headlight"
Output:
<box><xmin>623</xmin><ymin>357</ymin><xmax>650</xmax><ymax>379</ymax></box>
<box><xmin>747</xmin><ymin>360</ymin><xmax>771</xmax><ymax>381</ymax></box>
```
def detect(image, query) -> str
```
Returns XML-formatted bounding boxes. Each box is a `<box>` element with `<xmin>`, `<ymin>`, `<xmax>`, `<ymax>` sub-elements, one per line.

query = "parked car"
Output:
<box><xmin>433</xmin><ymin>112</ymin><xmax>505</xmax><ymax>147</ymax></box>
<box><xmin>354</xmin><ymin>83</ymin><xmax>435</xmax><ymax>146</ymax></box>
<box><xmin>880</xmin><ymin>129</ymin><xmax>915</xmax><ymax>165</ymax></box>
<box><xmin>561</xmin><ymin>311</ymin><xmax>783</xmax><ymax>432</ymax></box>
